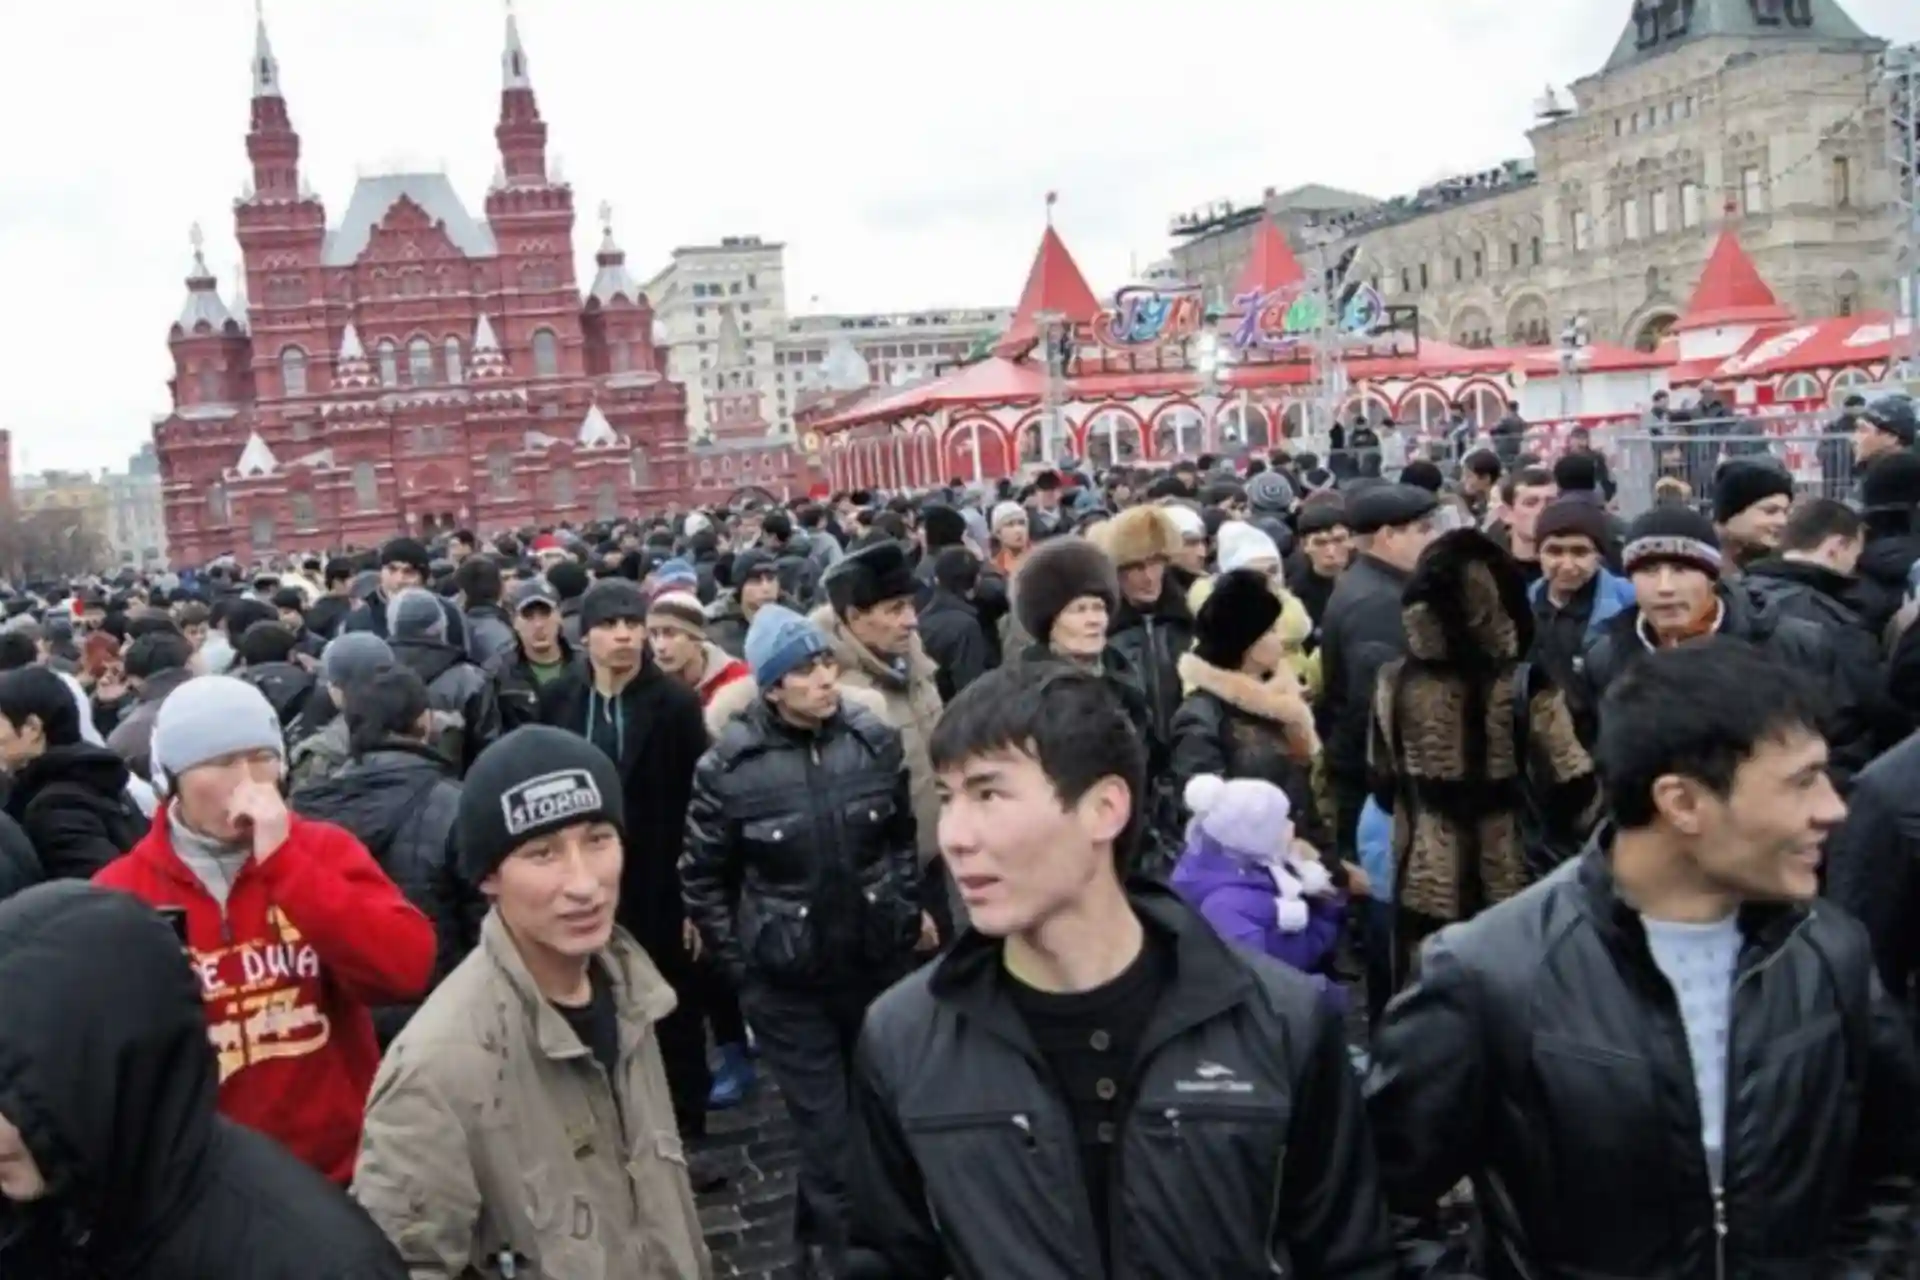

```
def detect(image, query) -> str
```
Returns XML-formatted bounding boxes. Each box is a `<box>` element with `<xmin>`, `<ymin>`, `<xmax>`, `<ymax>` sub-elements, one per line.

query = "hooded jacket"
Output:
<box><xmin>236</xmin><ymin>661</ymin><xmax>316</xmax><ymax>731</ymax></box>
<box><xmin>462</xmin><ymin>602</ymin><xmax>519</xmax><ymax>678</ymax></box>
<box><xmin>388</xmin><ymin>636</ymin><xmax>502</xmax><ymax>775</ymax></box>
<box><xmin>92</xmin><ymin>811</ymin><xmax>436</xmax><ymax>1185</ymax></box>
<box><xmin>0</xmin><ymin>883</ymin><xmax>408</xmax><ymax>1278</ymax></box>
<box><xmin>289</xmin><ymin>742</ymin><xmax>473</xmax><ymax>1045</ymax></box>
<box><xmin>106</xmin><ymin>666</ymin><xmax>196</xmax><ymax>782</ymax></box>
<box><xmin>4</xmin><ymin>742</ymin><xmax>149</xmax><ymax>881</ymax></box>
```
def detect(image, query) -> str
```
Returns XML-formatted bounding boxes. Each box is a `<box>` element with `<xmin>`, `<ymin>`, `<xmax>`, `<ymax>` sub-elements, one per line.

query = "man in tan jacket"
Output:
<box><xmin>352</xmin><ymin>725</ymin><xmax>710</xmax><ymax>1279</ymax></box>
<box><xmin>814</xmin><ymin>541</ymin><xmax>955</xmax><ymax>933</ymax></box>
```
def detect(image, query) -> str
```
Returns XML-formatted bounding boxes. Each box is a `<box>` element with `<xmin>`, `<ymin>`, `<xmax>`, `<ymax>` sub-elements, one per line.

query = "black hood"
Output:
<box><xmin>9</xmin><ymin>743</ymin><xmax>130</xmax><ymax>810</ymax></box>
<box><xmin>1743</xmin><ymin>556</ymin><xmax>1865</xmax><ymax>607</ymax></box>
<box><xmin>0</xmin><ymin>883</ymin><xmax>215</xmax><ymax>1255</ymax></box>
<box><xmin>1857</xmin><ymin>533</ymin><xmax>1920</xmax><ymax>591</ymax></box>
<box><xmin>290</xmin><ymin>743</ymin><xmax>451</xmax><ymax>854</ymax></box>
<box><xmin>236</xmin><ymin>662</ymin><xmax>313</xmax><ymax>720</ymax></box>
<box><xmin>390</xmin><ymin>636</ymin><xmax>466</xmax><ymax>686</ymax></box>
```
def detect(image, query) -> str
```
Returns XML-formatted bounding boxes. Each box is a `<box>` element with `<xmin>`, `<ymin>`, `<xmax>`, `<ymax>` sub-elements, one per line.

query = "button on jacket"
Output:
<box><xmin>1366</xmin><ymin>839</ymin><xmax>1920</xmax><ymax>1279</ymax></box>
<box><xmin>848</xmin><ymin>884</ymin><xmax>1395</xmax><ymax>1279</ymax></box>
<box><xmin>351</xmin><ymin>911</ymin><xmax>711</xmax><ymax>1279</ymax></box>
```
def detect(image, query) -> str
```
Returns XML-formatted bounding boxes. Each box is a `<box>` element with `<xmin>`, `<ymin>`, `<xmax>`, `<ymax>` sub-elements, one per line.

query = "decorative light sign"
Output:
<box><xmin>1229</xmin><ymin>283</ymin><xmax>1394</xmax><ymax>353</ymax></box>
<box><xmin>1094</xmin><ymin>285</ymin><xmax>1206</xmax><ymax>351</ymax></box>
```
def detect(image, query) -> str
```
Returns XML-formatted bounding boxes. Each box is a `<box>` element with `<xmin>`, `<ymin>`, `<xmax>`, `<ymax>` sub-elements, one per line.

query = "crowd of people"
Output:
<box><xmin>0</xmin><ymin>391</ymin><xmax>1919</xmax><ymax>1278</ymax></box>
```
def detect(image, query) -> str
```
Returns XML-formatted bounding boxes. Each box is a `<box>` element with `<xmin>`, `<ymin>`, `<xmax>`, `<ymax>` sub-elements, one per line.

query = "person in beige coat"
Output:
<box><xmin>352</xmin><ymin>726</ymin><xmax>710</xmax><ymax>1279</ymax></box>
<box><xmin>812</xmin><ymin>541</ymin><xmax>957</xmax><ymax>932</ymax></box>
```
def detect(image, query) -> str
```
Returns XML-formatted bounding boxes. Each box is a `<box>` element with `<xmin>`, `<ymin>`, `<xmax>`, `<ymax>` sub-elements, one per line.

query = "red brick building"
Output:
<box><xmin>155</xmin><ymin>8</ymin><xmax>689</xmax><ymax>565</ymax></box>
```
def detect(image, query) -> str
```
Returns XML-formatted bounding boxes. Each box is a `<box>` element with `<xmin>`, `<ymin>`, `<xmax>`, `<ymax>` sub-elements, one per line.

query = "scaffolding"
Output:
<box><xmin>1889</xmin><ymin>41</ymin><xmax>1919</xmax><ymax>380</ymax></box>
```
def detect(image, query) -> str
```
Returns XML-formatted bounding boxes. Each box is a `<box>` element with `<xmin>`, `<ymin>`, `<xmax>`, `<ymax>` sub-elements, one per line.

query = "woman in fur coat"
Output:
<box><xmin>1369</xmin><ymin>528</ymin><xmax>1600</xmax><ymax>984</ymax></box>
<box><xmin>1168</xmin><ymin>568</ymin><xmax>1329</xmax><ymax>852</ymax></box>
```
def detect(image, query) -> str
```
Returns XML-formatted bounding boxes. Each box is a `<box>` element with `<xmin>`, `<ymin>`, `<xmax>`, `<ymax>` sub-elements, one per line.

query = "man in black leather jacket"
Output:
<box><xmin>1368</xmin><ymin>640</ymin><xmax>1919</xmax><ymax>1278</ymax></box>
<box><xmin>681</xmin><ymin>602</ymin><xmax>921</xmax><ymax>1279</ymax></box>
<box><xmin>848</xmin><ymin>663</ymin><xmax>1393</xmax><ymax>1280</ymax></box>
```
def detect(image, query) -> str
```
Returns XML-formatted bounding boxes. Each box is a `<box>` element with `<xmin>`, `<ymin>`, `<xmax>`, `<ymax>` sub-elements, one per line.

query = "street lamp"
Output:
<box><xmin>1556</xmin><ymin>314</ymin><xmax>1593</xmax><ymax>420</ymax></box>
<box><xmin>1195</xmin><ymin>330</ymin><xmax>1231</xmax><ymax>453</ymax></box>
<box><xmin>1036</xmin><ymin>309</ymin><xmax>1067</xmax><ymax>467</ymax></box>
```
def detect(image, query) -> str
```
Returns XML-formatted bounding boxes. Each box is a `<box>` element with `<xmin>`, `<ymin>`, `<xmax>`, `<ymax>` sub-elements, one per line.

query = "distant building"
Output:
<box><xmin>153</xmin><ymin>7</ymin><xmax>689</xmax><ymax>565</ymax></box>
<box><xmin>103</xmin><ymin>444</ymin><xmax>168</xmax><ymax>571</ymax></box>
<box><xmin>684</xmin><ymin>312</ymin><xmax>827</xmax><ymax>507</ymax></box>
<box><xmin>1168</xmin><ymin>0</ymin><xmax>1898</xmax><ymax>353</ymax></box>
<box><xmin>13</xmin><ymin>469</ymin><xmax>114</xmax><ymax>573</ymax></box>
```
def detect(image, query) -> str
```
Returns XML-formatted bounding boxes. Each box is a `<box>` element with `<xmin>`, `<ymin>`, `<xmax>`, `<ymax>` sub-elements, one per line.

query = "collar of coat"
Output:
<box><xmin>479</xmin><ymin>909</ymin><xmax>677</xmax><ymax>1062</ymax></box>
<box><xmin>1177</xmin><ymin>651</ymin><xmax>1306</xmax><ymax>726</ymax></box>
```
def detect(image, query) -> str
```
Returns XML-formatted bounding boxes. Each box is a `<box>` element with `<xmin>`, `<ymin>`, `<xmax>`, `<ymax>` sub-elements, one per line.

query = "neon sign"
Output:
<box><xmin>1229</xmin><ymin>283</ymin><xmax>1394</xmax><ymax>353</ymax></box>
<box><xmin>1094</xmin><ymin>286</ymin><xmax>1206</xmax><ymax>351</ymax></box>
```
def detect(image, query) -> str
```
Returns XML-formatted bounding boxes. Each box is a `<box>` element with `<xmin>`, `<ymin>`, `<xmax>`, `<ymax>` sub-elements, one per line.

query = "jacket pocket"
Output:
<box><xmin>519</xmin><ymin>1161</ymin><xmax>608</xmax><ymax>1278</ymax></box>
<box><xmin>626</xmin><ymin>1130</ymin><xmax>705</xmax><ymax>1275</ymax></box>
<box><xmin>738</xmin><ymin>893</ymin><xmax>821</xmax><ymax>982</ymax></box>
<box><xmin>1125</xmin><ymin>1100</ymin><xmax>1291</xmax><ymax>1275</ymax></box>
<box><xmin>848</xmin><ymin>798</ymin><xmax>918</xmax><ymax>963</ymax></box>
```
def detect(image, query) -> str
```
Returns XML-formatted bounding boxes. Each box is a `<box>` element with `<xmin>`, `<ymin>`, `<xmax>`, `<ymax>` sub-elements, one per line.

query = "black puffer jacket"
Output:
<box><xmin>4</xmin><ymin>743</ymin><xmax>147</xmax><ymax>881</ymax></box>
<box><xmin>0</xmin><ymin>882</ymin><xmax>408</xmax><ymax>1278</ymax></box>
<box><xmin>1854</xmin><ymin>528</ymin><xmax>1920</xmax><ymax>639</ymax></box>
<box><xmin>1106</xmin><ymin>576</ymin><xmax>1195</xmax><ymax>746</ymax></box>
<box><xmin>848</xmin><ymin>884</ymin><xmax>1394</xmax><ymax>1279</ymax></box>
<box><xmin>680</xmin><ymin>696</ymin><xmax>919</xmax><ymax>989</ymax></box>
<box><xmin>1742</xmin><ymin>556</ymin><xmax>1895</xmax><ymax>764</ymax></box>
<box><xmin>288</xmin><ymin>742</ymin><xmax>471</xmax><ymax>1045</ymax></box>
<box><xmin>236</xmin><ymin>661</ymin><xmax>315</xmax><ymax>732</ymax></box>
<box><xmin>1367</xmin><ymin>840</ymin><xmax>1920</xmax><ymax>1279</ymax></box>
<box><xmin>387</xmin><ymin>637</ymin><xmax>501</xmax><ymax>774</ymax></box>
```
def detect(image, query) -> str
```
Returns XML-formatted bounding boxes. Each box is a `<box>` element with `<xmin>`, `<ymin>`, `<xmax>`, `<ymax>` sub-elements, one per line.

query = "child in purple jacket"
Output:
<box><xmin>1169</xmin><ymin>773</ymin><xmax>1347</xmax><ymax>1009</ymax></box>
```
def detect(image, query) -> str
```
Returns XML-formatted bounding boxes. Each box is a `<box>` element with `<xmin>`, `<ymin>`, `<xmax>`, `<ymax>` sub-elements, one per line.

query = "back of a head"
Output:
<box><xmin>1596</xmin><ymin>638</ymin><xmax>1828</xmax><ymax>832</ymax></box>
<box><xmin>546</xmin><ymin>559</ymin><xmax>589</xmax><ymax>602</ymax></box>
<box><xmin>762</xmin><ymin>510</ymin><xmax>794</xmax><ymax>544</ymax></box>
<box><xmin>235</xmin><ymin>620</ymin><xmax>298</xmax><ymax>668</ymax></box>
<box><xmin>0</xmin><ymin>631</ymin><xmax>37</xmax><ymax>673</ymax></box>
<box><xmin>344</xmin><ymin>663</ymin><xmax>430</xmax><ymax>755</ymax></box>
<box><xmin>932</xmin><ymin>546</ymin><xmax>982</xmax><ymax>595</ymax></box>
<box><xmin>124</xmin><ymin>613</ymin><xmax>183</xmax><ymax>642</ymax></box>
<box><xmin>124</xmin><ymin>630</ymin><xmax>194</xmax><ymax>682</ymax></box>
<box><xmin>455</xmin><ymin>554</ymin><xmax>504</xmax><ymax>607</ymax></box>
<box><xmin>0</xmin><ymin>665</ymin><xmax>81</xmax><ymax>748</ymax></box>
<box><xmin>0</xmin><ymin>881</ymin><xmax>217</xmax><ymax>1214</ymax></box>
<box><xmin>321</xmin><ymin>631</ymin><xmax>395</xmax><ymax>692</ymax></box>
<box><xmin>222</xmin><ymin>597</ymin><xmax>276</xmax><ymax>639</ymax></box>
<box><xmin>385</xmin><ymin>587</ymin><xmax>448</xmax><ymax>644</ymax></box>
<box><xmin>1779</xmin><ymin>497</ymin><xmax>1862</xmax><ymax>555</ymax></box>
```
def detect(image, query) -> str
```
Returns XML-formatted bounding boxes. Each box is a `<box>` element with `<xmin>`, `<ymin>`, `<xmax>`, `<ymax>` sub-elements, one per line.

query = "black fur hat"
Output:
<box><xmin>1012</xmin><ymin>537</ymin><xmax>1118</xmax><ymax>643</ymax></box>
<box><xmin>824</xmin><ymin>541</ymin><xmax>916</xmax><ymax>617</ymax></box>
<box><xmin>1193</xmin><ymin>569</ymin><xmax>1284</xmax><ymax>670</ymax></box>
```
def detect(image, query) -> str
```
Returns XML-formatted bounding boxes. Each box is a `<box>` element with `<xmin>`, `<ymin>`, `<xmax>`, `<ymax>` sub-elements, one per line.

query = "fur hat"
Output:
<box><xmin>1090</xmin><ymin>505</ymin><xmax>1179</xmax><ymax>568</ymax></box>
<box><xmin>1193</xmin><ymin>569</ymin><xmax>1284</xmax><ymax>670</ymax></box>
<box><xmin>824</xmin><ymin>541</ymin><xmax>916</xmax><ymax>617</ymax></box>
<box><xmin>1012</xmin><ymin>537</ymin><xmax>1118</xmax><ymax>643</ymax></box>
<box><xmin>1400</xmin><ymin>528</ymin><xmax>1533</xmax><ymax>668</ymax></box>
<box><xmin>1181</xmin><ymin>774</ymin><xmax>1329</xmax><ymax>933</ymax></box>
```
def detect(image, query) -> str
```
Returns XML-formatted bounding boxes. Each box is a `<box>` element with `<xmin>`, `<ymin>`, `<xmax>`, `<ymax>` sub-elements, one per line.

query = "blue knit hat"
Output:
<box><xmin>651</xmin><ymin>557</ymin><xmax>699</xmax><ymax>597</ymax></box>
<box><xmin>744</xmin><ymin>604</ymin><xmax>831</xmax><ymax>689</ymax></box>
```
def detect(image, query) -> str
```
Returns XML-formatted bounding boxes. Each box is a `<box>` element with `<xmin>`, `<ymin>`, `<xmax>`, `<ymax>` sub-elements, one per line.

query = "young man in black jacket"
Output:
<box><xmin>848</xmin><ymin>662</ymin><xmax>1393</xmax><ymax>1279</ymax></box>
<box><xmin>1368</xmin><ymin>639</ymin><xmax>1919</xmax><ymax>1276</ymax></box>
<box><xmin>0</xmin><ymin>882</ymin><xmax>407</xmax><ymax>1277</ymax></box>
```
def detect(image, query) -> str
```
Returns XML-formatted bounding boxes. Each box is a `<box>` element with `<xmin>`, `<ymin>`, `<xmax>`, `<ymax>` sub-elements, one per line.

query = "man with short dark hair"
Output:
<box><xmin>341</xmin><ymin>538</ymin><xmax>433</xmax><ymax>641</ymax></box>
<box><xmin>761</xmin><ymin>508</ymin><xmax>824</xmax><ymax>608</ymax></box>
<box><xmin>107</xmin><ymin>630</ymin><xmax>197</xmax><ymax>781</ymax></box>
<box><xmin>849</xmin><ymin>663</ymin><xmax>1393</xmax><ymax>1278</ymax></box>
<box><xmin>1369</xmin><ymin>639</ymin><xmax>1920</xmax><ymax>1276</ymax></box>
<box><xmin>1491</xmin><ymin>465</ymin><xmax>1556</xmax><ymax>585</ymax></box>
<box><xmin>452</xmin><ymin>554</ymin><xmax>516</xmax><ymax>677</ymax></box>
<box><xmin>1458</xmin><ymin>448</ymin><xmax>1502</xmax><ymax>524</ymax></box>
<box><xmin>916</xmin><ymin>546</ymin><xmax>993</xmax><ymax>703</ymax></box>
<box><xmin>1528</xmin><ymin>496</ymin><xmax>1634</xmax><ymax>744</ymax></box>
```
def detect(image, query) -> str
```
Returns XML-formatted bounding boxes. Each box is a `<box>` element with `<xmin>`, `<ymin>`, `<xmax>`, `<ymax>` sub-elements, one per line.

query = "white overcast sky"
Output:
<box><xmin>2</xmin><ymin>0</ymin><xmax>1915</xmax><ymax>473</ymax></box>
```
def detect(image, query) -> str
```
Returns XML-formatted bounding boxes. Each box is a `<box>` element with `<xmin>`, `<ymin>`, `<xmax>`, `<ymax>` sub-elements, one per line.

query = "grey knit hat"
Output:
<box><xmin>150</xmin><ymin>675</ymin><xmax>285</xmax><ymax>790</ymax></box>
<box><xmin>386</xmin><ymin>587</ymin><xmax>447</xmax><ymax>642</ymax></box>
<box><xmin>320</xmin><ymin>632</ymin><xmax>394</xmax><ymax>689</ymax></box>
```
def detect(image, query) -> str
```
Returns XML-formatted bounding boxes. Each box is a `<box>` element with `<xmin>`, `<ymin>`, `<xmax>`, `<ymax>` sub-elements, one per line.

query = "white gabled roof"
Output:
<box><xmin>338</xmin><ymin>322</ymin><xmax>366</xmax><ymax>362</ymax></box>
<box><xmin>321</xmin><ymin>173</ymin><xmax>498</xmax><ymax>266</ymax></box>
<box><xmin>578</xmin><ymin>404</ymin><xmax>619</xmax><ymax>447</ymax></box>
<box><xmin>233</xmin><ymin>431</ymin><xmax>279</xmax><ymax>478</ymax></box>
<box><xmin>474</xmin><ymin>314</ymin><xmax>501</xmax><ymax>351</ymax></box>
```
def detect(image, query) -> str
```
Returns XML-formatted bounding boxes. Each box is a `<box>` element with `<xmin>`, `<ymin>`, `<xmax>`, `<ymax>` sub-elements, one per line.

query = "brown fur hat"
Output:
<box><xmin>1090</xmin><ymin>505</ymin><xmax>1180</xmax><ymax>568</ymax></box>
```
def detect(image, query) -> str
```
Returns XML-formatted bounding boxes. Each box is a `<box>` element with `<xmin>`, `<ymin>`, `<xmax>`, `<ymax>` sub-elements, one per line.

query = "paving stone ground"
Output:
<box><xmin>693</xmin><ymin>1064</ymin><xmax>805</xmax><ymax>1279</ymax></box>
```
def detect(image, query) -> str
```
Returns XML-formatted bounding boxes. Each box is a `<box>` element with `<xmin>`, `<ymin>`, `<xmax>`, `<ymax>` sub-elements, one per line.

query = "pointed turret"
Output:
<box><xmin>334</xmin><ymin>323</ymin><xmax>376</xmax><ymax>389</ymax></box>
<box><xmin>174</xmin><ymin>225</ymin><xmax>235</xmax><ymax>334</ymax></box>
<box><xmin>994</xmin><ymin>222</ymin><xmax>1102</xmax><ymax>359</ymax></box>
<box><xmin>1234</xmin><ymin>218</ymin><xmax>1307</xmax><ymax>299</ymax></box>
<box><xmin>588</xmin><ymin>202</ymin><xmax>641</xmax><ymax>305</ymax></box>
<box><xmin>470</xmin><ymin>315</ymin><xmax>509</xmax><ymax>380</ymax></box>
<box><xmin>494</xmin><ymin>0</ymin><xmax>549</xmax><ymax>188</ymax></box>
<box><xmin>245</xmin><ymin>2</ymin><xmax>304</xmax><ymax>200</ymax></box>
<box><xmin>1674</xmin><ymin>211</ymin><xmax>1792</xmax><ymax>333</ymax></box>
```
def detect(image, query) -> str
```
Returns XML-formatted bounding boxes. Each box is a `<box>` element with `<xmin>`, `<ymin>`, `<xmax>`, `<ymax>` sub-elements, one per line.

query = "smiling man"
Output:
<box><xmin>352</xmin><ymin>726</ymin><xmax>709</xmax><ymax>1277</ymax></box>
<box><xmin>847</xmin><ymin>662</ymin><xmax>1393</xmax><ymax>1279</ymax></box>
<box><xmin>1368</xmin><ymin>640</ymin><xmax>1919</xmax><ymax>1276</ymax></box>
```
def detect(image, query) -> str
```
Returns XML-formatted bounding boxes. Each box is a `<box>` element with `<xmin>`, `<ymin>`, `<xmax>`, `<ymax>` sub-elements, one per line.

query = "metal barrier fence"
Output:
<box><xmin>1596</xmin><ymin>418</ymin><xmax>1855</xmax><ymax>519</ymax></box>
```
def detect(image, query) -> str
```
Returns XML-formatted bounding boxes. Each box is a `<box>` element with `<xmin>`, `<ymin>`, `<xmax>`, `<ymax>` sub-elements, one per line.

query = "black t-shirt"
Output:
<box><xmin>552</xmin><ymin>961</ymin><xmax>621</xmax><ymax>1083</ymax></box>
<box><xmin>1004</xmin><ymin>926</ymin><xmax>1173</xmax><ymax>1272</ymax></box>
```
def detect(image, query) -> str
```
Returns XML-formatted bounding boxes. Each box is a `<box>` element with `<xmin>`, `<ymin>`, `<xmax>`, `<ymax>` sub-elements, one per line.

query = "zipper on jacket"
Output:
<box><xmin>1711</xmin><ymin>1187</ymin><xmax>1727</xmax><ymax>1280</ymax></box>
<box><xmin>1010</xmin><ymin>1112</ymin><xmax>1038</xmax><ymax>1153</ymax></box>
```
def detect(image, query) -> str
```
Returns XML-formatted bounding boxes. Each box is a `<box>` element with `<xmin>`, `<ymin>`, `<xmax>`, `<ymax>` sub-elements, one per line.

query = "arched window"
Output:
<box><xmin>1151</xmin><ymin>406</ymin><xmax>1204</xmax><ymax>459</ymax></box>
<box><xmin>1084</xmin><ymin>410</ymin><xmax>1143</xmax><ymax>467</ymax></box>
<box><xmin>1832</xmin><ymin>367</ymin><xmax>1873</xmax><ymax>393</ymax></box>
<box><xmin>408</xmin><ymin>337</ymin><xmax>434</xmax><ymax>385</ymax></box>
<box><xmin>630</xmin><ymin>445</ymin><xmax>650</xmax><ymax>488</ymax></box>
<box><xmin>279</xmin><ymin>346</ymin><xmax>308</xmax><ymax>397</ymax></box>
<box><xmin>352</xmin><ymin>461</ymin><xmax>378</xmax><ymax>511</ymax></box>
<box><xmin>487</xmin><ymin>445</ymin><xmax>514</xmax><ymax>495</ymax></box>
<box><xmin>1460</xmin><ymin>385</ymin><xmax>1507</xmax><ymax>428</ymax></box>
<box><xmin>532</xmin><ymin>328</ymin><xmax>560</xmax><ymax>378</ymax></box>
<box><xmin>250</xmin><ymin>512</ymin><xmax>276</xmax><ymax>551</ymax></box>
<box><xmin>595</xmin><ymin>481</ymin><xmax>619</xmax><ymax>522</ymax></box>
<box><xmin>1398</xmin><ymin>388</ymin><xmax>1452</xmax><ymax>434</ymax></box>
<box><xmin>551</xmin><ymin>465</ymin><xmax>575</xmax><ymax>505</ymax></box>
<box><xmin>205</xmin><ymin>482</ymin><xmax>229</xmax><ymax>525</ymax></box>
<box><xmin>1220</xmin><ymin>404</ymin><xmax>1271</xmax><ymax>450</ymax></box>
<box><xmin>1777</xmin><ymin>373</ymin><xmax>1823</xmax><ymax>403</ymax></box>
<box><xmin>197</xmin><ymin>367</ymin><xmax>222</xmax><ymax>401</ymax></box>
<box><xmin>376</xmin><ymin>340</ymin><xmax>399</xmax><ymax>387</ymax></box>
<box><xmin>290</xmin><ymin>492</ymin><xmax>316</xmax><ymax>528</ymax></box>
<box><xmin>444</xmin><ymin>337</ymin><xmax>464</xmax><ymax>384</ymax></box>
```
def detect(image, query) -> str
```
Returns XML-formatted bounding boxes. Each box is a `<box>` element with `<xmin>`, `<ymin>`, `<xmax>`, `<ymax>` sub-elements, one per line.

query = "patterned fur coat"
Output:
<box><xmin>1369</xmin><ymin>531</ymin><xmax>1600</xmax><ymax>929</ymax></box>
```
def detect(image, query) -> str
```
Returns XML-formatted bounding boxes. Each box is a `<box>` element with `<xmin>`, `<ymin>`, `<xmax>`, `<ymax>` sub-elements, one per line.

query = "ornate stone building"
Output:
<box><xmin>1170</xmin><ymin>0</ymin><xmax>1897</xmax><ymax>354</ymax></box>
<box><xmin>154</xmin><ymin>8</ymin><xmax>687</xmax><ymax>565</ymax></box>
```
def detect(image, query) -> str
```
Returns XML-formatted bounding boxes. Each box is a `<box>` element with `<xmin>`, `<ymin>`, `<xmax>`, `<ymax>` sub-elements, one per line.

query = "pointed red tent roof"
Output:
<box><xmin>1674</xmin><ymin>218</ymin><xmax>1791</xmax><ymax>333</ymax></box>
<box><xmin>1234</xmin><ymin>218</ymin><xmax>1307</xmax><ymax>297</ymax></box>
<box><xmin>994</xmin><ymin>225</ymin><xmax>1102</xmax><ymax>359</ymax></box>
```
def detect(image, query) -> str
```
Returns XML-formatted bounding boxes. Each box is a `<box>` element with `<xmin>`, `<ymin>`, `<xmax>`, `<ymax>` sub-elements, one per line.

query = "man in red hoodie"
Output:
<box><xmin>94</xmin><ymin>674</ymin><xmax>434</xmax><ymax>1186</ymax></box>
